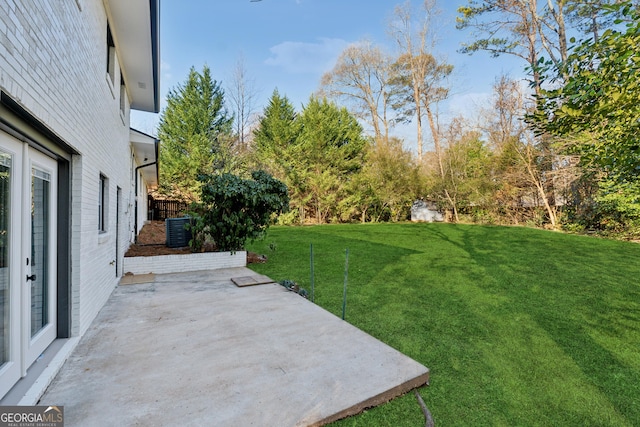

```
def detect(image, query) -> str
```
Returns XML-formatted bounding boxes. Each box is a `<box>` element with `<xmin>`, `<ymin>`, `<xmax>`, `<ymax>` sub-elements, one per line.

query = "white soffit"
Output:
<box><xmin>105</xmin><ymin>0</ymin><xmax>160</xmax><ymax>113</ymax></box>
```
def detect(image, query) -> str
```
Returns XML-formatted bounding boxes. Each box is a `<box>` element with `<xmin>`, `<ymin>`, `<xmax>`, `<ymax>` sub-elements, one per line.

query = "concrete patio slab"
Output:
<box><xmin>39</xmin><ymin>267</ymin><xmax>429</xmax><ymax>426</ymax></box>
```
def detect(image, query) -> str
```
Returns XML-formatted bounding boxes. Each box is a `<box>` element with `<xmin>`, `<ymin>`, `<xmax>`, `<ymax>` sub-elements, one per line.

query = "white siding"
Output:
<box><xmin>0</xmin><ymin>0</ymin><xmax>139</xmax><ymax>336</ymax></box>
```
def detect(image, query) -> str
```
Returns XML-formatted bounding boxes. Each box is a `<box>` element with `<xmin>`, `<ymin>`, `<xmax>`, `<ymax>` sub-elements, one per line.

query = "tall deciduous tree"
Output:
<box><xmin>456</xmin><ymin>0</ymin><xmax>548</xmax><ymax>91</ymax></box>
<box><xmin>430</xmin><ymin>118</ymin><xmax>493</xmax><ymax>222</ymax></box>
<box><xmin>390</xmin><ymin>52</ymin><xmax>453</xmax><ymax>166</ymax></box>
<box><xmin>455</xmin><ymin>1</ymin><xmax>600</xmax><ymax>226</ymax></box>
<box><xmin>319</xmin><ymin>40</ymin><xmax>395</xmax><ymax>142</ymax></box>
<box><xmin>565</xmin><ymin>0</ymin><xmax>631</xmax><ymax>42</ymax></box>
<box><xmin>489</xmin><ymin>76</ymin><xmax>561</xmax><ymax>226</ymax></box>
<box><xmin>457</xmin><ymin>1</ymin><xmax>628</xmax><ymax>89</ymax></box>
<box><xmin>389</xmin><ymin>0</ymin><xmax>452</xmax><ymax>162</ymax></box>
<box><xmin>227</xmin><ymin>55</ymin><xmax>259</xmax><ymax>148</ymax></box>
<box><xmin>158</xmin><ymin>65</ymin><xmax>233</xmax><ymax>201</ymax></box>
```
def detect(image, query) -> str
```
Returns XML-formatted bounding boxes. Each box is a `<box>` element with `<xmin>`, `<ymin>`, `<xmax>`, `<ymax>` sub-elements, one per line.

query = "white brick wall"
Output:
<box><xmin>123</xmin><ymin>252</ymin><xmax>248</xmax><ymax>276</ymax></box>
<box><xmin>0</xmin><ymin>0</ymin><xmax>140</xmax><ymax>336</ymax></box>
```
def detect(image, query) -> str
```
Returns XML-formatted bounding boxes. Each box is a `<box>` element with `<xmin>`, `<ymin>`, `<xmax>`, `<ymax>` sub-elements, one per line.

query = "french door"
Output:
<box><xmin>0</xmin><ymin>132</ymin><xmax>57</xmax><ymax>398</ymax></box>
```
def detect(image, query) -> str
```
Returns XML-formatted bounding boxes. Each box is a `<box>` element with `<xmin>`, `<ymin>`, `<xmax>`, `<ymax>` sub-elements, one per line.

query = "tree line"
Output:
<box><xmin>157</xmin><ymin>0</ymin><xmax>640</xmax><ymax>238</ymax></box>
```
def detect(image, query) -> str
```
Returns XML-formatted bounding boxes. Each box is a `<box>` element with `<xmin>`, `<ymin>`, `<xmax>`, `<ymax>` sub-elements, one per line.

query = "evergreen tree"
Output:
<box><xmin>158</xmin><ymin>65</ymin><xmax>233</xmax><ymax>200</ymax></box>
<box><xmin>252</xmin><ymin>90</ymin><xmax>303</xmax><ymax>222</ymax></box>
<box><xmin>295</xmin><ymin>97</ymin><xmax>367</xmax><ymax>223</ymax></box>
<box><xmin>253</xmin><ymin>89</ymin><xmax>299</xmax><ymax>177</ymax></box>
<box><xmin>253</xmin><ymin>94</ymin><xmax>368</xmax><ymax>223</ymax></box>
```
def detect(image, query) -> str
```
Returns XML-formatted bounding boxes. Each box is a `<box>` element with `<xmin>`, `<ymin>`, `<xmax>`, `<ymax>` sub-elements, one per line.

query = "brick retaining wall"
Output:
<box><xmin>123</xmin><ymin>251</ymin><xmax>246</xmax><ymax>275</ymax></box>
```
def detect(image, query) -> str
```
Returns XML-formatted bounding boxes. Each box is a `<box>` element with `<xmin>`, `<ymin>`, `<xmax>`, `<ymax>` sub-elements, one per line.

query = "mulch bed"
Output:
<box><xmin>125</xmin><ymin>220</ymin><xmax>267</xmax><ymax>264</ymax></box>
<box><xmin>125</xmin><ymin>221</ymin><xmax>191</xmax><ymax>257</ymax></box>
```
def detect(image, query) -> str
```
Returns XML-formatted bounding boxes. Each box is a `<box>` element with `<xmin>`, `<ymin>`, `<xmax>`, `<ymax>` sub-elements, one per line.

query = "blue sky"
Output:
<box><xmin>131</xmin><ymin>0</ymin><xmax>526</xmax><ymax>135</ymax></box>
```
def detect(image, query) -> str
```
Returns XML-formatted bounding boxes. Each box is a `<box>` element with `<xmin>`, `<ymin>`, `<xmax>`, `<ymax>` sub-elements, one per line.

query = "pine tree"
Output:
<box><xmin>158</xmin><ymin>65</ymin><xmax>233</xmax><ymax>200</ymax></box>
<box><xmin>295</xmin><ymin>97</ymin><xmax>367</xmax><ymax>223</ymax></box>
<box><xmin>253</xmin><ymin>89</ymin><xmax>299</xmax><ymax>175</ymax></box>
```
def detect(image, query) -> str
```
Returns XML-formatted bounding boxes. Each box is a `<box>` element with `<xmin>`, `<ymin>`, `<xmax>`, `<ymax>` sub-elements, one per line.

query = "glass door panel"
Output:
<box><xmin>0</xmin><ymin>150</ymin><xmax>11</xmax><ymax>366</ymax></box>
<box><xmin>30</xmin><ymin>168</ymin><xmax>50</xmax><ymax>337</ymax></box>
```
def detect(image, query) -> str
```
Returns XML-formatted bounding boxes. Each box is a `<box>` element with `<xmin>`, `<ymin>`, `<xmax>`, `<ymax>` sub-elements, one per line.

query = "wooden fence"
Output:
<box><xmin>148</xmin><ymin>196</ymin><xmax>189</xmax><ymax>221</ymax></box>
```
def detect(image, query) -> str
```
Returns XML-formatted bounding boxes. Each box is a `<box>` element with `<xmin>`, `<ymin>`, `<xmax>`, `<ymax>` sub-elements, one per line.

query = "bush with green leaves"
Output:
<box><xmin>532</xmin><ymin>2</ymin><xmax>640</xmax><ymax>236</ymax></box>
<box><xmin>188</xmin><ymin>170</ymin><xmax>289</xmax><ymax>252</ymax></box>
<box><xmin>585</xmin><ymin>178</ymin><xmax>640</xmax><ymax>238</ymax></box>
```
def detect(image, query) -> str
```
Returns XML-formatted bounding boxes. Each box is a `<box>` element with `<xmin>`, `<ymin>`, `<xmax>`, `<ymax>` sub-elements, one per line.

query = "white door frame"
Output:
<box><xmin>0</xmin><ymin>133</ymin><xmax>23</xmax><ymax>398</ymax></box>
<box><xmin>22</xmin><ymin>147</ymin><xmax>57</xmax><ymax>373</ymax></box>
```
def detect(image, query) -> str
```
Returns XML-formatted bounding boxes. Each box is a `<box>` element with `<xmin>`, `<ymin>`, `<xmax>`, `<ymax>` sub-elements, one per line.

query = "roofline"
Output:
<box><xmin>130</xmin><ymin>127</ymin><xmax>158</xmax><ymax>141</ymax></box>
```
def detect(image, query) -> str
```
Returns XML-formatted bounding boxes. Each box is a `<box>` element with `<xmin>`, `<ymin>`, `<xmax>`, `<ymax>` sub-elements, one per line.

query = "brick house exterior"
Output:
<box><xmin>0</xmin><ymin>0</ymin><xmax>159</xmax><ymax>400</ymax></box>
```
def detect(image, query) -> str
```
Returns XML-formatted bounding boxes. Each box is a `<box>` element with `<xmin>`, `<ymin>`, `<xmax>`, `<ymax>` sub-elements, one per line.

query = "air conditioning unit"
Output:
<box><xmin>165</xmin><ymin>217</ymin><xmax>193</xmax><ymax>248</ymax></box>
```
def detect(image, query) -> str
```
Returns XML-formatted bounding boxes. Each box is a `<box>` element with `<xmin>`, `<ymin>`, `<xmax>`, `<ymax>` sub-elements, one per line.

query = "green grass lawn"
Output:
<box><xmin>246</xmin><ymin>223</ymin><xmax>640</xmax><ymax>426</ymax></box>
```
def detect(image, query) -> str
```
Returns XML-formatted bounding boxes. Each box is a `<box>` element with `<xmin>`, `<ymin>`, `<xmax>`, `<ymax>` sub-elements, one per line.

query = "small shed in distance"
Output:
<box><xmin>411</xmin><ymin>200</ymin><xmax>444</xmax><ymax>222</ymax></box>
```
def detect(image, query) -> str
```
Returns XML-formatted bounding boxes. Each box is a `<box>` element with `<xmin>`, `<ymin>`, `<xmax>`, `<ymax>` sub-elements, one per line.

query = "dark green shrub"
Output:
<box><xmin>189</xmin><ymin>170</ymin><xmax>289</xmax><ymax>252</ymax></box>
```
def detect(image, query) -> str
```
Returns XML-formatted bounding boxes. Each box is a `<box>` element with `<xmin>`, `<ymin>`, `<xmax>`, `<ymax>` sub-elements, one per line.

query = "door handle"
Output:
<box><xmin>26</xmin><ymin>274</ymin><xmax>36</xmax><ymax>281</ymax></box>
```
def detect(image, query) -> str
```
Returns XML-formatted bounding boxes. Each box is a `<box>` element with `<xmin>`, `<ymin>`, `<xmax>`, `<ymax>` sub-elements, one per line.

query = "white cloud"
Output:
<box><xmin>265</xmin><ymin>37</ymin><xmax>349</xmax><ymax>74</ymax></box>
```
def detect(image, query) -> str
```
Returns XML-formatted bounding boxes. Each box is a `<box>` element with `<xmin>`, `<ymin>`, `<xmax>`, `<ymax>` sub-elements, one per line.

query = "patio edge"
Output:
<box><xmin>9</xmin><ymin>337</ymin><xmax>81</xmax><ymax>406</ymax></box>
<box><xmin>312</xmin><ymin>369</ymin><xmax>431</xmax><ymax>426</ymax></box>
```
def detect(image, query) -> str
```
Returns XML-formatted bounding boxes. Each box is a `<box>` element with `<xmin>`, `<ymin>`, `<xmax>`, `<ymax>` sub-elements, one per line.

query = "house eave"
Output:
<box><xmin>105</xmin><ymin>0</ymin><xmax>160</xmax><ymax>113</ymax></box>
